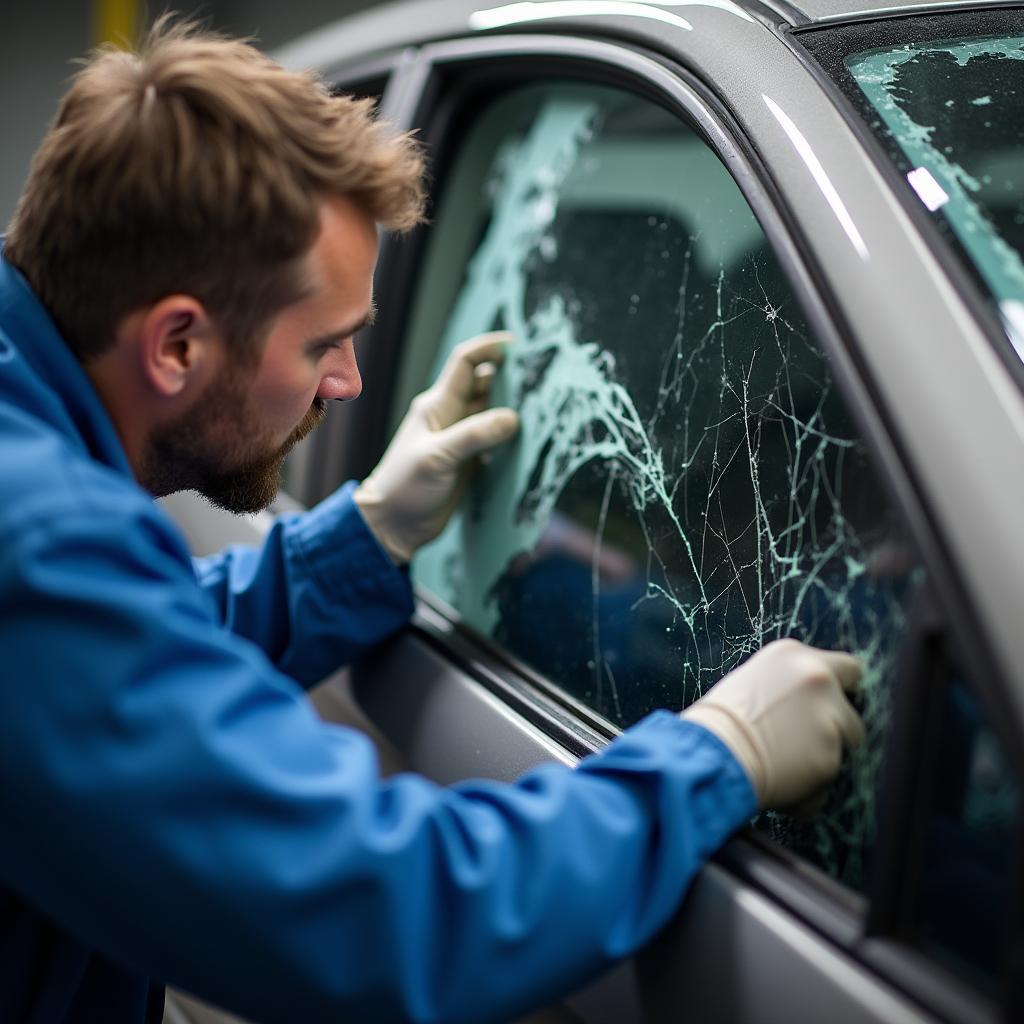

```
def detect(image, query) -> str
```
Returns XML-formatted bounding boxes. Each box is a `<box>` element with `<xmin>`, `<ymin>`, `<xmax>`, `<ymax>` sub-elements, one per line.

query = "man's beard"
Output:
<box><xmin>143</xmin><ymin>381</ymin><xmax>328</xmax><ymax>513</ymax></box>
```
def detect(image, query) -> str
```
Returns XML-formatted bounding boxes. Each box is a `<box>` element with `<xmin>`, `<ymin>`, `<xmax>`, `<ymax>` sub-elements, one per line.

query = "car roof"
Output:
<box><xmin>275</xmin><ymin>0</ymin><xmax>1001</xmax><ymax>70</ymax></box>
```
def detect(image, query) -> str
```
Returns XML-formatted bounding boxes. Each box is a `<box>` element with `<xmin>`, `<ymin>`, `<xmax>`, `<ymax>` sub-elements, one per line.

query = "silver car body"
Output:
<box><xmin>168</xmin><ymin>2</ymin><xmax>1024</xmax><ymax>1021</ymax></box>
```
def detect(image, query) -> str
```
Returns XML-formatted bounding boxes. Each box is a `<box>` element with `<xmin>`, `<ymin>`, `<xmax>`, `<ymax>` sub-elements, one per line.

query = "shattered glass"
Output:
<box><xmin>847</xmin><ymin>34</ymin><xmax>1024</xmax><ymax>356</ymax></box>
<box><xmin>406</xmin><ymin>84</ymin><xmax>923</xmax><ymax>889</ymax></box>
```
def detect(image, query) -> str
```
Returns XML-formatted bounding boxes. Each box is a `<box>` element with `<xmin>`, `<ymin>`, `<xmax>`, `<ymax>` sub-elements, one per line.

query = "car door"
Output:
<box><xmin>284</xmin><ymin>26</ymin><xmax>1024</xmax><ymax>1024</ymax></box>
<box><xmin>166</xmin><ymin>12</ymin><xmax>1024</xmax><ymax>1023</ymax></box>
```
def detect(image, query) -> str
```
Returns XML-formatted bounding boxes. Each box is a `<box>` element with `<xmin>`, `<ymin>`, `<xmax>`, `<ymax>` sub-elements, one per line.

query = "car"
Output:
<box><xmin>165</xmin><ymin>1</ymin><xmax>1024</xmax><ymax>1021</ymax></box>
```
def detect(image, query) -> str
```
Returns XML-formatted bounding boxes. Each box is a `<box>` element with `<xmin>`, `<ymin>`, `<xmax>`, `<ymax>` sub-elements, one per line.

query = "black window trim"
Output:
<box><xmin>864</xmin><ymin>587</ymin><xmax>1010</xmax><ymax>1022</ymax></box>
<box><xmin>323</xmin><ymin>33</ymin><xmax>1019</xmax><ymax>1022</ymax></box>
<box><xmin>283</xmin><ymin>57</ymin><xmax>405</xmax><ymax>505</ymax></box>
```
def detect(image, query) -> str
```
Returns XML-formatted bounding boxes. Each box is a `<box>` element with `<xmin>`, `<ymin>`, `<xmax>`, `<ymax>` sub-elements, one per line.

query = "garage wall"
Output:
<box><xmin>0</xmin><ymin>5</ymin><xmax>92</xmax><ymax>231</ymax></box>
<box><xmin>0</xmin><ymin>0</ymin><xmax>378</xmax><ymax>227</ymax></box>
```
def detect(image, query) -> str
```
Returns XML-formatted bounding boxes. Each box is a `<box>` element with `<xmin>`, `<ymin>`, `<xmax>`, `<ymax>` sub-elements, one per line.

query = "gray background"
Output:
<box><xmin>0</xmin><ymin>1</ymin><xmax>376</xmax><ymax>227</ymax></box>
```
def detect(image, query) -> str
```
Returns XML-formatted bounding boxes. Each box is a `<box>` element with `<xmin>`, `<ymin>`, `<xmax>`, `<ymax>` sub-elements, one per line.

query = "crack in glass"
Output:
<box><xmin>412</xmin><ymin>85</ymin><xmax>923</xmax><ymax>888</ymax></box>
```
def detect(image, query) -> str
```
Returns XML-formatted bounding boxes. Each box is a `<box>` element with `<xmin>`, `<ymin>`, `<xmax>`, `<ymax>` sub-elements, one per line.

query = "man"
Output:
<box><xmin>0</xmin><ymin>19</ymin><xmax>865</xmax><ymax>1024</ymax></box>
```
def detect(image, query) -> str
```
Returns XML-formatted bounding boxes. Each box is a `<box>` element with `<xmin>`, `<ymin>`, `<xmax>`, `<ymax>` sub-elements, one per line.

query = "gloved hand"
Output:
<box><xmin>354</xmin><ymin>332</ymin><xmax>519</xmax><ymax>564</ymax></box>
<box><xmin>682</xmin><ymin>639</ymin><xmax>864</xmax><ymax>811</ymax></box>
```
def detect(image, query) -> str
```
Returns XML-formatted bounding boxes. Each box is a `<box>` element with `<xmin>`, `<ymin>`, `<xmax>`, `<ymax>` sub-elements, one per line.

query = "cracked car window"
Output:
<box><xmin>398</xmin><ymin>84</ymin><xmax>924</xmax><ymax>889</ymax></box>
<box><xmin>847</xmin><ymin>33</ymin><xmax>1024</xmax><ymax>357</ymax></box>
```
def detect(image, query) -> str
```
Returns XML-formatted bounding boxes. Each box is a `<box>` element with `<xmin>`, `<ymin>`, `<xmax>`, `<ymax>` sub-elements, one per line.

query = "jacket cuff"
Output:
<box><xmin>287</xmin><ymin>481</ymin><xmax>414</xmax><ymax>612</ymax></box>
<box><xmin>586</xmin><ymin>710</ymin><xmax>759</xmax><ymax>838</ymax></box>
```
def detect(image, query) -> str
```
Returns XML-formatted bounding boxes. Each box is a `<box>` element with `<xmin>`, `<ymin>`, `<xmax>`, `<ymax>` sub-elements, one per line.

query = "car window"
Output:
<box><xmin>798</xmin><ymin>11</ymin><xmax>1024</xmax><ymax>372</ymax></box>
<box><xmin>847</xmin><ymin>33</ymin><xmax>1024</xmax><ymax>356</ymax></box>
<box><xmin>394</xmin><ymin>80</ymin><xmax>924</xmax><ymax>890</ymax></box>
<box><xmin>912</xmin><ymin>668</ymin><xmax>1019</xmax><ymax>993</ymax></box>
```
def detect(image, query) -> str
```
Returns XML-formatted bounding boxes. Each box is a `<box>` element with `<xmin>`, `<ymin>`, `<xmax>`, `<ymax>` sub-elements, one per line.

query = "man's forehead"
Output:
<box><xmin>295</xmin><ymin>200</ymin><xmax>376</xmax><ymax>298</ymax></box>
<box><xmin>317</xmin><ymin>195</ymin><xmax>380</xmax><ymax>256</ymax></box>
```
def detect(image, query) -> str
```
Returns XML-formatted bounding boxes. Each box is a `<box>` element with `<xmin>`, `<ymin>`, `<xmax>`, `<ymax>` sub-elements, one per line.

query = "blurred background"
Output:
<box><xmin>0</xmin><ymin>0</ymin><xmax>379</xmax><ymax>226</ymax></box>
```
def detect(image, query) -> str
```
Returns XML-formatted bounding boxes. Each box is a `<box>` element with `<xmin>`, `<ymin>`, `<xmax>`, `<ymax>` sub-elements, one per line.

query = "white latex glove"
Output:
<box><xmin>682</xmin><ymin>639</ymin><xmax>864</xmax><ymax>811</ymax></box>
<box><xmin>354</xmin><ymin>332</ymin><xmax>519</xmax><ymax>564</ymax></box>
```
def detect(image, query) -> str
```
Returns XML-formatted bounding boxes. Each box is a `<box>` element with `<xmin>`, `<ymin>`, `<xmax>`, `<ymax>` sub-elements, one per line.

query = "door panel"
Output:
<box><xmin>640</xmin><ymin>865</ymin><xmax>931</xmax><ymax>1024</ymax></box>
<box><xmin>353</xmin><ymin>628</ymin><xmax>575</xmax><ymax>785</ymax></box>
<box><xmin>351</xmin><ymin>624</ymin><xmax>933</xmax><ymax>1024</ymax></box>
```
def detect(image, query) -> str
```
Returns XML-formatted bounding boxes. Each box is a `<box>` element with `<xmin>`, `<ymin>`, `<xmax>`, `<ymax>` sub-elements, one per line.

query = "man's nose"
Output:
<box><xmin>316</xmin><ymin>340</ymin><xmax>362</xmax><ymax>401</ymax></box>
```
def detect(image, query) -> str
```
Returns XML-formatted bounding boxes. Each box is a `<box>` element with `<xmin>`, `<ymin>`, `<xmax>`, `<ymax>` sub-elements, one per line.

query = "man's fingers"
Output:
<box><xmin>834</xmin><ymin>693</ymin><xmax>865</xmax><ymax>750</ymax></box>
<box><xmin>473</xmin><ymin>362</ymin><xmax>497</xmax><ymax>397</ymax></box>
<box><xmin>463</xmin><ymin>396</ymin><xmax>489</xmax><ymax>419</ymax></box>
<box><xmin>438</xmin><ymin>407</ymin><xmax>519</xmax><ymax>461</ymax></box>
<box><xmin>813</xmin><ymin>650</ymin><xmax>864</xmax><ymax>750</ymax></box>
<box><xmin>435</xmin><ymin>332</ymin><xmax>513</xmax><ymax>403</ymax></box>
<box><xmin>816</xmin><ymin>650</ymin><xmax>863</xmax><ymax>693</ymax></box>
<box><xmin>813</xmin><ymin>650</ymin><xmax>866</xmax><ymax>750</ymax></box>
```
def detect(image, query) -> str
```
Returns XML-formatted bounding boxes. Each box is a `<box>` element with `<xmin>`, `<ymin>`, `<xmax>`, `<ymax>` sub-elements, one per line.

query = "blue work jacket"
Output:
<box><xmin>0</xmin><ymin>253</ymin><xmax>756</xmax><ymax>1024</ymax></box>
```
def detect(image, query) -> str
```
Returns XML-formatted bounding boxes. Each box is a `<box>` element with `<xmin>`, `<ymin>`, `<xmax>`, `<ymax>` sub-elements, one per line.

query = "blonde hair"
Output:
<box><xmin>5</xmin><ymin>16</ymin><xmax>425</xmax><ymax>361</ymax></box>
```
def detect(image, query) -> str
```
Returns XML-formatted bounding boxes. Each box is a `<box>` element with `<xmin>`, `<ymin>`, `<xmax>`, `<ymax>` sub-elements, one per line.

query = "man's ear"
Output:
<box><xmin>131</xmin><ymin>295</ymin><xmax>222</xmax><ymax>398</ymax></box>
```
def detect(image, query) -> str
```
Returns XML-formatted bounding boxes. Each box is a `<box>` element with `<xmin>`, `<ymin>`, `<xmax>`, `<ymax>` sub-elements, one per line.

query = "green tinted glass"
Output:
<box><xmin>848</xmin><ymin>35</ymin><xmax>1024</xmax><ymax>355</ymax></box>
<box><xmin>399</xmin><ymin>83</ymin><xmax>923</xmax><ymax>889</ymax></box>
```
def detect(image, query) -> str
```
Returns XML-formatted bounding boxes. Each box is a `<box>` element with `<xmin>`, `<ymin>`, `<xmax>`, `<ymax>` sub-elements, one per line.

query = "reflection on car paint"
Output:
<box><xmin>763</xmin><ymin>94</ymin><xmax>870</xmax><ymax>261</ymax></box>
<box><xmin>470</xmin><ymin>1</ymin><xmax>696</xmax><ymax>32</ymax></box>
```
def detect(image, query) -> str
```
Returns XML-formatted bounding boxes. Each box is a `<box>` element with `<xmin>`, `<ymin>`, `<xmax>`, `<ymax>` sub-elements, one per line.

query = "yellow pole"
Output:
<box><xmin>94</xmin><ymin>0</ymin><xmax>141</xmax><ymax>47</ymax></box>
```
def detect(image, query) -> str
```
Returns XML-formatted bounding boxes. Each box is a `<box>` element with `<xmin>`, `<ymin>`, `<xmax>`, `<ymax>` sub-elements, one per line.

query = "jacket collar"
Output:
<box><xmin>0</xmin><ymin>251</ymin><xmax>134</xmax><ymax>479</ymax></box>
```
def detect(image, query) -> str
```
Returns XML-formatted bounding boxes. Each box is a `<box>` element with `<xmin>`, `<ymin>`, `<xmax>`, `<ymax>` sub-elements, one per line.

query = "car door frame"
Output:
<box><xmin>289</xmin><ymin>30</ymin><xmax>1024</xmax><ymax>1024</ymax></box>
<box><xmin>161</xmin><ymin>22</ymin><xmax>1024</xmax><ymax>1024</ymax></box>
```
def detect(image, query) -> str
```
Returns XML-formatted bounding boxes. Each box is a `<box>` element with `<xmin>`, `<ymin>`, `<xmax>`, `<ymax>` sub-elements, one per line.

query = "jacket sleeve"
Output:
<box><xmin>191</xmin><ymin>481</ymin><xmax>415</xmax><ymax>687</ymax></box>
<box><xmin>0</xmin><ymin>495</ymin><xmax>756</xmax><ymax>1024</ymax></box>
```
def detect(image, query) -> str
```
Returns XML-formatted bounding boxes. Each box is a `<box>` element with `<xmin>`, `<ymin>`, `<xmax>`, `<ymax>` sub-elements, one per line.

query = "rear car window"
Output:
<box><xmin>849</xmin><ymin>35</ymin><xmax>1024</xmax><ymax>353</ymax></box>
<box><xmin>798</xmin><ymin>11</ymin><xmax>1024</xmax><ymax>369</ymax></box>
